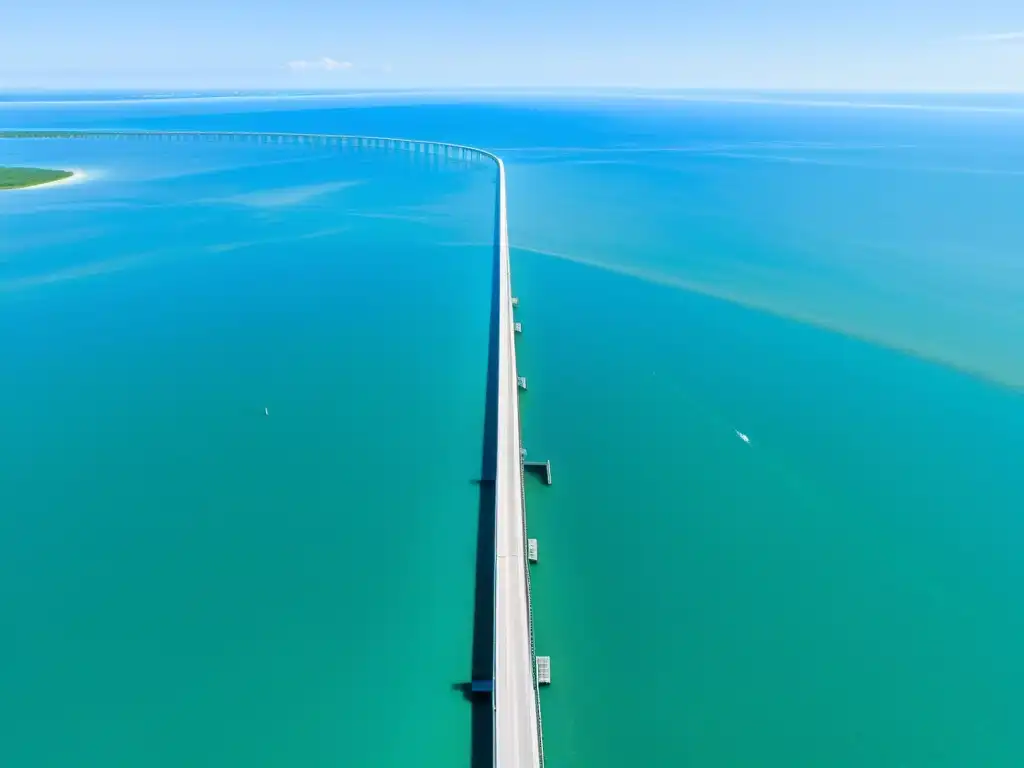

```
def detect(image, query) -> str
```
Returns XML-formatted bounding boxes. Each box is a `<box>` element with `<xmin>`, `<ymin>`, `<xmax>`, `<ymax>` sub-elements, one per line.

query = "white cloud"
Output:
<box><xmin>209</xmin><ymin>180</ymin><xmax>363</xmax><ymax>209</ymax></box>
<box><xmin>963</xmin><ymin>31</ymin><xmax>1024</xmax><ymax>43</ymax></box>
<box><xmin>286</xmin><ymin>57</ymin><xmax>354</xmax><ymax>73</ymax></box>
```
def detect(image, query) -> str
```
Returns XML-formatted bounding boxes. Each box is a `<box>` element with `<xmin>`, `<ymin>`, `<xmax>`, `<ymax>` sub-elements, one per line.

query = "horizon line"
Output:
<box><xmin>4</xmin><ymin>85</ymin><xmax>1024</xmax><ymax>95</ymax></box>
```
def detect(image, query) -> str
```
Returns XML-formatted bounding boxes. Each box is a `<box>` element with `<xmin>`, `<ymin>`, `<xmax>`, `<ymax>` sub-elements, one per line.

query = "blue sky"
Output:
<box><xmin>2</xmin><ymin>0</ymin><xmax>1023</xmax><ymax>90</ymax></box>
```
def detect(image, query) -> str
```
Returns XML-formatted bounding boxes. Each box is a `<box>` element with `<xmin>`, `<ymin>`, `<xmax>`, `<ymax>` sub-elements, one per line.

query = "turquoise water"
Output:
<box><xmin>2</xmin><ymin>93</ymin><xmax>1024</xmax><ymax>766</ymax></box>
<box><xmin>1</xmin><ymin>133</ymin><xmax>496</xmax><ymax>766</ymax></box>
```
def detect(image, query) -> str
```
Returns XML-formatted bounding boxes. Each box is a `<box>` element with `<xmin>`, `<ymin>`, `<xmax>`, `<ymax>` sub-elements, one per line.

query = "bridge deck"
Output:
<box><xmin>493</xmin><ymin>159</ymin><xmax>543</xmax><ymax>768</ymax></box>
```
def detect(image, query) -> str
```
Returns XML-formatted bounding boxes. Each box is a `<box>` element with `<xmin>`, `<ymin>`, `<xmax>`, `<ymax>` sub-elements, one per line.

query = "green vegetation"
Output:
<box><xmin>0</xmin><ymin>166</ymin><xmax>73</xmax><ymax>190</ymax></box>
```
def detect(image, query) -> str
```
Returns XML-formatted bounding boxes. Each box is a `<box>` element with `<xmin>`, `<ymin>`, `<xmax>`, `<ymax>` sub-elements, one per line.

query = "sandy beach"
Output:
<box><xmin>2</xmin><ymin>168</ymin><xmax>92</xmax><ymax>191</ymax></box>
<box><xmin>18</xmin><ymin>168</ymin><xmax>90</xmax><ymax>190</ymax></box>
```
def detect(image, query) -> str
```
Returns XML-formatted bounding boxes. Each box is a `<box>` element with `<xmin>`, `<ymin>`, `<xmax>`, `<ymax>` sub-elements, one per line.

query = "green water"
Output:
<box><xmin>1</xmin><ymin>138</ymin><xmax>495</xmax><ymax>766</ymax></box>
<box><xmin>518</xmin><ymin>250</ymin><xmax>1024</xmax><ymax>766</ymax></box>
<box><xmin>3</xmin><ymin>95</ymin><xmax>1024</xmax><ymax>767</ymax></box>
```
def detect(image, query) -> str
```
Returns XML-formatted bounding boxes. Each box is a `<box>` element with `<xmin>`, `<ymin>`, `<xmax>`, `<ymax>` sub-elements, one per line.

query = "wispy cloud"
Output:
<box><xmin>208</xmin><ymin>180</ymin><xmax>363</xmax><ymax>209</ymax></box>
<box><xmin>286</xmin><ymin>57</ymin><xmax>353</xmax><ymax>73</ymax></box>
<box><xmin>205</xmin><ymin>226</ymin><xmax>353</xmax><ymax>253</ymax></box>
<box><xmin>0</xmin><ymin>251</ymin><xmax>165</xmax><ymax>292</ymax></box>
<box><xmin>962</xmin><ymin>31</ymin><xmax>1024</xmax><ymax>43</ymax></box>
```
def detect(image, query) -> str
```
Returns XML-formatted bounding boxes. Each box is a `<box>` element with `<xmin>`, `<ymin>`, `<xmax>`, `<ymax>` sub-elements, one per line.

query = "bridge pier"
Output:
<box><xmin>523</xmin><ymin>460</ymin><xmax>552</xmax><ymax>486</ymax></box>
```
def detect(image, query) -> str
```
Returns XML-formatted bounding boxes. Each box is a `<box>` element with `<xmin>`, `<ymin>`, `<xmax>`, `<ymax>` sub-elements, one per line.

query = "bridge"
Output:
<box><xmin>492</xmin><ymin>152</ymin><xmax>544</xmax><ymax>768</ymax></box>
<box><xmin>0</xmin><ymin>130</ymin><xmax>546</xmax><ymax>767</ymax></box>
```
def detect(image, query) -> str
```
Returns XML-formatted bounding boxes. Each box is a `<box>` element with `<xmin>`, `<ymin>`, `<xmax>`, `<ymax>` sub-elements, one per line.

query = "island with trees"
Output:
<box><xmin>0</xmin><ymin>166</ymin><xmax>74</xmax><ymax>190</ymax></box>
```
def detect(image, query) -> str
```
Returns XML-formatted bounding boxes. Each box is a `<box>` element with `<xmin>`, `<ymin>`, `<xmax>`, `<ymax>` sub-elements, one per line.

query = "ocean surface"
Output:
<box><xmin>2</xmin><ymin>91</ymin><xmax>1023</xmax><ymax>767</ymax></box>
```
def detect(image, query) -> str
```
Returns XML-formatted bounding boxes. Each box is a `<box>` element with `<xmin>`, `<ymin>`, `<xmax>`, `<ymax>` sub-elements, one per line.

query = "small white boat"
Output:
<box><xmin>265</xmin><ymin>407</ymin><xmax>269</xmax><ymax>416</ymax></box>
<box><xmin>735</xmin><ymin>430</ymin><xmax>750</xmax><ymax>443</ymax></box>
